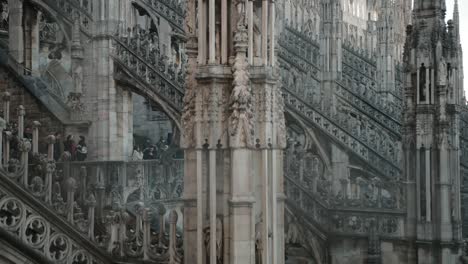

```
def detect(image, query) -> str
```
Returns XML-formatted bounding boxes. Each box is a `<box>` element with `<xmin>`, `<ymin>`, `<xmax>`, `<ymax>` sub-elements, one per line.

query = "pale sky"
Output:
<box><xmin>445</xmin><ymin>0</ymin><xmax>467</xmax><ymax>93</ymax></box>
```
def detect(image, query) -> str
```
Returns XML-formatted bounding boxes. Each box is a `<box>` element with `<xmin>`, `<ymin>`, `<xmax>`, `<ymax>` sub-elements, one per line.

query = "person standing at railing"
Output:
<box><xmin>64</xmin><ymin>135</ymin><xmax>77</xmax><ymax>161</ymax></box>
<box><xmin>143</xmin><ymin>145</ymin><xmax>156</xmax><ymax>160</ymax></box>
<box><xmin>53</xmin><ymin>132</ymin><xmax>62</xmax><ymax>161</ymax></box>
<box><xmin>131</xmin><ymin>146</ymin><xmax>143</xmax><ymax>161</ymax></box>
<box><xmin>76</xmin><ymin>136</ymin><xmax>87</xmax><ymax>161</ymax></box>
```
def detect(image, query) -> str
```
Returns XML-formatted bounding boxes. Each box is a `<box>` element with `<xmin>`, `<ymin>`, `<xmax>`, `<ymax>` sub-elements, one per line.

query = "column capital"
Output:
<box><xmin>2</xmin><ymin>92</ymin><xmax>10</xmax><ymax>101</ymax></box>
<box><xmin>46</xmin><ymin>160</ymin><xmax>56</xmax><ymax>173</ymax></box>
<box><xmin>32</xmin><ymin>120</ymin><xmax>41</xmax><ymax>128</ymax></box>
<box><xmin>169</xmin><ymin>210</ymin><xmax>179</xmax><ymax>224</ymax></box>
<box><xmin>46</xmin><ymin>135</ymin><xmax>56</xmax><ymax>144</ymax></box>
<box><xmin>86</xmin><ymin>193</ymin><xmax>97</xmax><ymax>207</ymax></box>
<box><xmin>17</xmin><ymin>105</ymin><xmax>25</xmax><ymax>116</ymax></box>
<box><xmin>18</xmin><ymin>138</ymin><xmax>31</xmax><ymax>153</ymax></box>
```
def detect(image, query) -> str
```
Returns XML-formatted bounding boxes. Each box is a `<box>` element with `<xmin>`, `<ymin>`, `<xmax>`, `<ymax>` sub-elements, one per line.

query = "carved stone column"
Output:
<box><xmin>182</xmin><ymin>3</ymin><xmax>286</xmax><ymax>263</ymax></box>
<box><xmin>45</xmin><ymin>159</ymin><xmax>55</xmax><ymax>205</ymax></box>
<box><xmin>66</xmin><ymin>177</ymin><xmax>77</xmax><ymax>224</ymax></box>
<box><xmin>169</xmin><ymin>210</ymin><xmax>180</xmax><ymax>264</ymax></box>
<box><xmin>68</xmin><ymin>15</ymin><xmax>85</xmax><ymax>120</ymax></box>
<box><xmin>46</xmin><ymin>135</ymin><xmax>55</xmax><ymax>160</ymax></box>
<box><xmin>86</xmin><ymin>193</ymin><xmax>96</xmax><ymax>240</ymax></box>
<box><xmin>0</xmin><ymin>117</ymin><xmax>5</xmax><ymax>167</ymax></box>
<box><xmin>32</xmin><ymin>121</ymin><xmax>41</xmax><ymax>153</ymax></box>
<box><xmin>3</xmin><ymin>131</ymin><xmax>11</xmax><ymax>164</ymax></box>
<box><xmin>22</xmin><ymin>3</ymin><xmax>39</xmax><ymax>74</ymax></box>
<box><xmin>19</xmin><ymin>138</ymin><xmax>31</xmax><ymax>187</ymax></box>
<box><xmin>88</xmin><ymin>0</ymin><xmax>130</xmax><ymax>161</ymax></box>
<box><xmin>8</xmin><ymin>0</ymin><xmax>24</xmax><ymax>63</ymax></box>
<box><xmin>3</xmin><ymin>92</ymin><xmax>10</xmax><ymax>124</ymax></box>
<box><xmin>17</xmin><ymin>105</ymin><xmax>25</xmax><ymax>139</ymax></box>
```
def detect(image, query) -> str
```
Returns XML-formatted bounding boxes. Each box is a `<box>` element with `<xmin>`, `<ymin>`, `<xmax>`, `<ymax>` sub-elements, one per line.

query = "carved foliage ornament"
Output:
<box><xmin>229</xmin><ymin>23</ymin><xmax>254</xmax><ymax>147</ymax></box>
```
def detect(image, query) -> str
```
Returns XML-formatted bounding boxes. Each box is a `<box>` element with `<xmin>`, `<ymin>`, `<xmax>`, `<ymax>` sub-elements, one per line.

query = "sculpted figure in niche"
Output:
<box><xmin>234</xmin><ymin>0</ymin><xmax>246</xmax><ymax>26</ymax></box>
<box><xmin>251</xmin><ymin>5</ymin><xmax>262</xmax><ymax>59</ymax></box>
<box><xmin>203</xmin><ymin>218</ymin><xmax>223</xmax><ymax>264</ymax></box>
<box><xmin>419</xmin><ymin>64</ymin><xmax>427</xmax><ymax>102</ymax></box>
<box><xmin>1</xmin><ymin>1</ymin><xmax>8</xmax><ymax>30</ymax></box>
<box><xmin>438</xmin><ymin>59</ymin><xmax>447</xmax><ymax>86</ymax></box>
<box><xmin>255</xmin><ymin>215</ymin><xmax>263</xmax><ymax>264</ymax></box>
<box><xmin>73</xmin><ymin>63</ymin><xmax>83</xmax><ymax>94</ymax></box>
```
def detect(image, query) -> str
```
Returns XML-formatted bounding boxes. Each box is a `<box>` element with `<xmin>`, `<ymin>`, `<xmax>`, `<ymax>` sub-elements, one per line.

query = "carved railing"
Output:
<box><xmin>285</xmin><ymin>176</ymin><xmax>405</xmax><ymax>238</ymax></box>
<box><xmin>285</xmin><ymin>175</ymin><xmax>329</xmax><ymax>229</ymax></box>
<box><xmin>0</xmin><ymin>166</ymin><xmax>113</xmax><ymax>264</ymax></box>
<box><xmin>39</xmin><ymin>0</ymin><xmax>93</xmax><ymax>34</ymax></box>
<box><xmin>284</xmin><ymin>143</ymin><xmax>405</xmax><ymax>212</ymax></box>
<box><xmin>278</xmin><ymin>26</ymin><xmax>401</xmax><ymax>174</ymax></box>
<box><xmin>136</xmin><ymin>0</ymin><xmax>186</xmax><ymax>33</ymax></box>
<box><xmin>278</xmin><ymin>26</ymin><xmax>321</xmax><ymax>80</ymax></box>
<box><xmin>55</xmin><ymin>158</ymin><xmax>184</xmax><ymax>206</ymax></box>
<box><xmin>112</xmin><ymin>28</ymin><xmax>185</xmax><ymax>112</ymax></box>
<box><xmin>342</xmin><ymin>41</ymin><xmax>377</xmax><ymax>68</ymax></box>
<box><xmin>341</xmin><ymin>47</ymin><xmax>403</xmax><ymax>121</ymax></box>
<box><xmin>333</xmin><ymin>82</ymin><xmax>402</xmax><ymax>164</ymax></box>
<box><xmin>282</xmin><ymin>89</ymin><xmax>401</xmax><ymax>179</ymax></box>
<box><xmin>335</xmin><ymin>81</ymin><xmax>401</xmax><ymax>135</ymax></box>
<box><xmin>0</xmin><ymin>105</ymin><xmax>184</xmax><ymax>263</ymax></box>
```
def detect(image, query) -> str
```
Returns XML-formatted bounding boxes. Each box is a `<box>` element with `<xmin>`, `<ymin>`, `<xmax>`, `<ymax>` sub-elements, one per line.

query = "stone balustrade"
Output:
<box><xmin>285</xmin><ymin>175</ymin><xmax>405</xmax><ymax>238</ymax></box>
<box><xmin>278</xmin><ymin>26</ymin><xmax>402</xmax><ymax>173</ymax></box>
<box><xmin>0</xmin><ymin>100</ymin><xmax>184</xmax><ymax>263</ymax></box>
<box><xmin>40</xmin><ymin>0</ymin><xmax>93</xmax><ymax>33</ymax></box>
<box><xmin>282</xmin><ymin>90</ymin><xmax>401</xmax><ymax>179</ymax></box>
<box><xmin>138</xmin><ymin>0</ymin><xmax>186</xmax><ymax>33</ymax></box>
<box><xmin>112</xmin><ymin>27</ymin><xmax>186</xmax><ymax>111</ymax></box>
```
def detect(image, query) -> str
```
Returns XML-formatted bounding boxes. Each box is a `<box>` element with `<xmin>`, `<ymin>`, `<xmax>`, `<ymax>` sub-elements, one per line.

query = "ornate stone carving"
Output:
<box><xmin>203</xmin><ymin>217</ymin><xmax>223</xmax><ymax>264</ymax></box>
<box><xmin>0</xmin><ymin>0</ymin><xmax>7</xmax><ymax>32</ymax></box>
<box><xmin>66</xmin><ymin>92</ymin><xmax>85</xmax><ymax>112</ymax></box>
<box><xmin>229</xmin><ymin>23</ymin><xmax>253</xmax><ymax>147</ymax></box>
<box><xmin>113</xmin><ymin>27</ymin><xmax>185</xmax><ymax>112</ymax></box>
<box><xmin>0</xmin><ymin>191</ymin><xmax>101</xmax><ymax>263</ymax></box>
<box><xmin>18</xmin><ymin>138</ymin><xmax>31</xmax><ymax>153</ymax></box>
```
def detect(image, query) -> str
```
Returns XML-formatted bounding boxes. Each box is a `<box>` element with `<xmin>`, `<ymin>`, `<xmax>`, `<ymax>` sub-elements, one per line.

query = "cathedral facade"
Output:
<box><xmin>0</xmin><ymin>0</ymin><xmax>466</xmax><ymax>263</ymax></box>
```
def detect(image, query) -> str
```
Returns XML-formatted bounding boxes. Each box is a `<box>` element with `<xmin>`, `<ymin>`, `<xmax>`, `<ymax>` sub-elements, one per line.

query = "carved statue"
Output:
<box><xmin>1</xmin><ymin>1</ymin><xmax>8</xmax><ymax>30</ymax></box>
<box><xmin>254</xmin><ymin>215</ymin><xmax>263</xmax><ymax>264</ymax></box>
<box><xmin>438</xmin><ymin>58</ymin><xmax>448</xmax><ymax>86</ymax></box>
<box><xmin>229</xmin><ymin>22</ymin><xmax>253</xmax><ymax>147</ymax></box>
<box><xmin>73</xmin><ymin>64</ymin><xmax>83</xmax><ymax>94</ymax></box>
<box><xmin>203</xmin><ymin>218</ymin><xmax>223</xmax><ymax>264</ymax></box>
<box><xmin>234</xmin><ymin>0</ymin><xmax>246</xmax><ymax>26</ymax></box>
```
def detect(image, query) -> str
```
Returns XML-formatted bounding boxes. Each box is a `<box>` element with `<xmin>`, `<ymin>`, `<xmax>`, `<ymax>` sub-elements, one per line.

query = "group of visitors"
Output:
<box><xmin>53</xmin><ymin>132</ymin><xmax>87</xmax><ymax>161</ymax></box>
<box><xmin>131</xmin><ymin>137</ymin><xmax>170</xmax><ymax>161</ymax></box>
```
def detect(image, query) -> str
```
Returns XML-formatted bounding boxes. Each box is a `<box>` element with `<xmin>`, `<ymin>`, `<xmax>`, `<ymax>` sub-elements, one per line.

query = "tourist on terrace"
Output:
<box><xmin>131</xmin><ymin>146</ymin><xmax>143</xmax><ymax>161</ymax></box>
<box><xmin>76</xmin><ymin>136</ymin><xmax>87</xmax><ymax>161</ymax></box>
<box><xmin>64</xmin><ymin>135</ymin><xmax>77</xmax><ymax>160</ymax></box>
<box><xmin>143</xmin><ymin>145</ymin><xmax>156</xmax><ymax>160</ymax></box>
<box><xmin>53</xmin><ymin>132</ymin><xmax>62</xmax><ymax>161</ymax></box>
